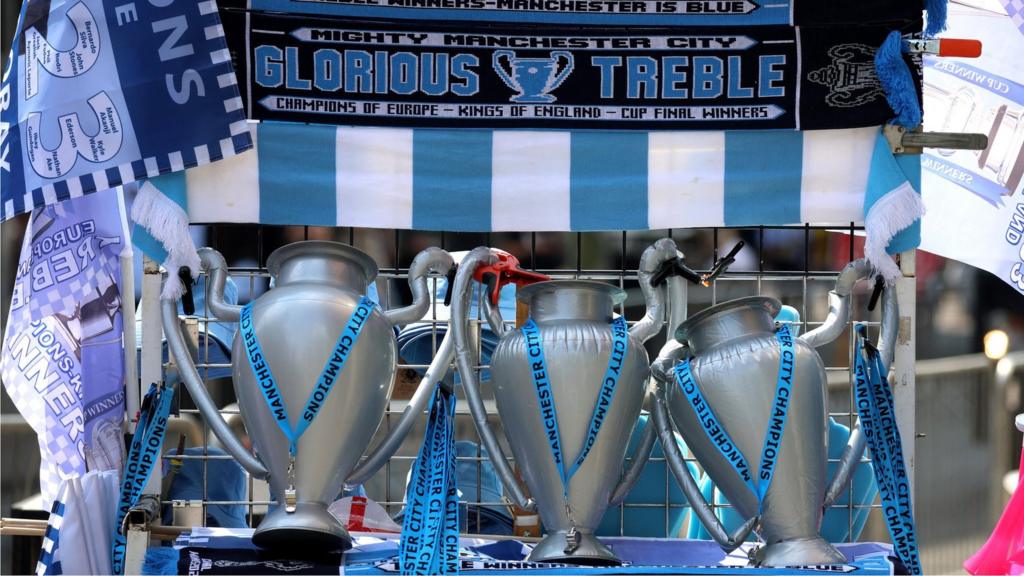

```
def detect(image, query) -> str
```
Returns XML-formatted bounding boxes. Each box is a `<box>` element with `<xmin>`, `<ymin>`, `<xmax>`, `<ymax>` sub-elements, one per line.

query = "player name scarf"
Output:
<box><xmin>0</xmin><ymin>0</ymin><xmax>253</xmax><ymax>222</ymax></box>
<box><xmin>220</xmin><ymin>8</ymin><xmax>922</xmax><ymax>131</ymax></box>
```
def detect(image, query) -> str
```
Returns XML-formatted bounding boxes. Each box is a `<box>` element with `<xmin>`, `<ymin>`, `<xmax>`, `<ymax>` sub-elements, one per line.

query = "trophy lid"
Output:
<box><xmin>674</xmin><ymin>296</ymin><xmax>781</xmax><ymax>346</ymax></box>
<box><xmin>517</xmin><ymin>280</ymin><xmax>626</xmax><ymax>323</ymax></box>
<box><xmin>517</xmin><ymin>280</ymin><xmax>627</xmax><ymax>305</ymax></box>
<box><xmin>267</xmin><ymin>241</ymin><xmax>379</xmax><ymax>283</ymax></box>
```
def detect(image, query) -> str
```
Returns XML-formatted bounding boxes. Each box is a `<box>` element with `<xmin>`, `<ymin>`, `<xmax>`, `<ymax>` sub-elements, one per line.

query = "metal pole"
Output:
<box><xmin>141</xmin><ymin>257</ymin><xmax>163</xmax><ymax>398</ymax></box>
<box><xmin>125</xmin><ymin>256</ymin><xmax>166</xmax><ymax>574</ymax></box>
<box><xmin>121</xmin><ymin>252</ymin><xmax>139</xmax><ymax>434</ymax></box>
<box><xmin>894</xmin><ymin>250</ymin><xmax>917</xmax><ymax>501</ymax></box>
<box><xmin>990</xmin><ymin>357</ymin><xmax>1018</xmax><ymax>518</ymax></box>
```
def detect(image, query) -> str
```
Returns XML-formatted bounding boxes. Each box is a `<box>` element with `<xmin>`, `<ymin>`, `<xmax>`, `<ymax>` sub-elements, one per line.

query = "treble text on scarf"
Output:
<box><xmin>254</xmin><ymin>31</ymin><xmax>786</xmax><ymax>100</ymax></box>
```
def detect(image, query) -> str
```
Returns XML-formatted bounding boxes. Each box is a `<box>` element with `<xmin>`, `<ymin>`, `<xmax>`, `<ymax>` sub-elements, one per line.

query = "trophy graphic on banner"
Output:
<box><xmin>164</xmin><ymin>241</ymin><xmax>454</xmax><ymax>551</ymax></box>
<box><xmin>650</xmin><ymin>260</ymin><xmax>898</xmax><ymax>566</ymax></box>
<box><xmin>451</xmin><ymin>239</ymin><xmax>682</xmax><ymax>565</ymax></box>
<box><xmin>493</xmin><ymin>50</ymin><xmax>574</xmax><ymax>103</ymax></box>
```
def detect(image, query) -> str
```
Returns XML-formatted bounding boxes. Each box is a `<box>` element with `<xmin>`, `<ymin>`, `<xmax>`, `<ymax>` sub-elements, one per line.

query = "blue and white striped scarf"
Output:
<box><xmin>135</xmin><ymin>121</ymin><xmax>921</xmax><ymax>283</ymax></box>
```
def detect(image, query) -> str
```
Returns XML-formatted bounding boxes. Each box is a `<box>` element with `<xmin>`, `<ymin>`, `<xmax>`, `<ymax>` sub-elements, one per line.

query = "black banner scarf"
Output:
<box><xmin>218</xmin><ymin>3</ymin><xmax>922</xmax><ymax>131</ymax></box>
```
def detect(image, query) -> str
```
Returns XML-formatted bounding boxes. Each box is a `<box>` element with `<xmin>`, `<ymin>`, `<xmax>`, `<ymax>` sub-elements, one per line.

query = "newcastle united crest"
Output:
<box><xmin>807</xmin><ymin>43</ymin><xmax>884</xmax><ymax>108</ymax></box>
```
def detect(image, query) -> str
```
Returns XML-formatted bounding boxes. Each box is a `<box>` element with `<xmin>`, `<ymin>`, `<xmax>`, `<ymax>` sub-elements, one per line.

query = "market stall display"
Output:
<box><xmin>2</xmin><ymin>0</ymin><xmax>1012</xmax><ymax>572</ymax></box>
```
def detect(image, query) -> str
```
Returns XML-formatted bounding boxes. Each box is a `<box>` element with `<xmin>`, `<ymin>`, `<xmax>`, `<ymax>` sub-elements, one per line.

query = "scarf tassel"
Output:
<box><xmin>874</xmin><ymin>31</ymin><xmax>923</xmax><ymax>129</ymax></box>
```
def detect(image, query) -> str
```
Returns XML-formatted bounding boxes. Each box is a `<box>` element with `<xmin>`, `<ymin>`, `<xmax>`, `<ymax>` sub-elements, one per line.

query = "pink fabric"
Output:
<box><xmin>965</xmin><ymin>448</ymin><xmax>1024</xmax><ymax>575</ymax></box>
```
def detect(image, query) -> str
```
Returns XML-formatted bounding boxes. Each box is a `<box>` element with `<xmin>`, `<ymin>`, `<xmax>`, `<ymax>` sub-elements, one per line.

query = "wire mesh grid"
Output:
<box><xmin>153</xmin><ymin>223</ymin><xmax>891</xmax><ymax>543</ymax></box>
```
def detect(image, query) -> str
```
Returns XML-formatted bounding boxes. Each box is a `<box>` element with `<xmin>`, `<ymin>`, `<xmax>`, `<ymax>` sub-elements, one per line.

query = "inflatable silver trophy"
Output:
<box><xmin>650</xmin><ymin>259</ymin><xmax>898</xmax><ymax>566</ymax></box>
<box><xmin>162</xmin><ymin>241</ymin><xmax>454</xmax><ymax>551</ymax></box>
<box><xmin>452</xmin><ymin>240</ymin><xmax>682</xmax><ymax>565</ymax></box>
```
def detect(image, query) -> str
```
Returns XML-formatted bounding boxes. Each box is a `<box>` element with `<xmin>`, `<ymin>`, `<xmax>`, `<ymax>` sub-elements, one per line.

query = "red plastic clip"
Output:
<box><xmin>905</xmin><ymin>38</ymin><xmax>982</xmax><ymax>58</ymax></box>
<box><xmin>473</xmin><ymin>251</ymin><xmax>550</xmax><ymax>305</ymax></box>
<box><xmin>939</xmin><ymin>38</ymin><xmax>983</xmax><ymax>58</ymax></box>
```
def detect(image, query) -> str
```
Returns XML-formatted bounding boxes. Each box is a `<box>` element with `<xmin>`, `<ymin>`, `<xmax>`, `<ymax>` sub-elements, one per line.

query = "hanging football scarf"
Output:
<box><xmin>111</xmin><ymin>383</ymin><xmax>174</xmax><ymax>575</ymax></box>
<box><xmin>672</xmin><ymin>324</ymin><xmax>794</xmax><ymax>509</ymax></box>
<box><xmin>521</xmin><ymin>316</ymin><xmax>628</xmax><ymax>534</ymax></box>
<box><xmin>222</xmin><ymin>0</ymin><xmax>923</xmax><ymax>29</ymax></box>
<box><xmin>222</xmin><ymin>9</ymin><xmax>921</xmax><ymax>131</ymax></box>
<box><xmin>399</xmin><ymin>387</ymin><xmax>460</xmax><ymax>575</ymax></box>
<box><xmin>853</xmin><ymin>327</ymin><xmax>921</xmax><ymax>575</ymax></box>
<box><xmin>0</xmin><ymin>0</ymin><xmax>252</xmax><ymax>222</ymax></box>
<box><xmin>240</xmin><ymin>296</ymin><xmax>375</xmax><ymax>511</ymax></box>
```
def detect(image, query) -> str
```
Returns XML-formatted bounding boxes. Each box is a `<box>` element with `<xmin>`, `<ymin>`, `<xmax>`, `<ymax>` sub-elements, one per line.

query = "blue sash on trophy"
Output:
<box><xmin>521</xmin><ymin>316</ymin><xmax>629</xmax><ymax>502</ymax></box>
<box><xmin>400</xmin><ymin>386</ymin><xmax>460</xmax><ymax>575</ymax></box>
<box><xmin>111</xmin><ymin>384</ymin><xmax>174</xmax><ymax>575</ymax></box>
<box><xmin>673</xmin><ymin>324</ymin><xmax>795</xmax><ymax>510</ymax></box>
<box><xmin>240</xmin><ymin>296</ymin><xmax>376</xmax><ymax>511</ymax></box>
<box><xmin>853</xmin><ymin>325</ymin><xmax>921</xmax><ymax>575</ymax></box>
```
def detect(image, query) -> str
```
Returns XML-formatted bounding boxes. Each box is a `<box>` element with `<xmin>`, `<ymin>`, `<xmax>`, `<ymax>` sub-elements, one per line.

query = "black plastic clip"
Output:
<box><xmin>867</xmin><ymin>275</ymin><xmax>885</xmax><ymax>312</ymax></box>
<box><xmin>442</xmin><ymin>263</ymin><xmax>458</xmax><ymax>307</ymax></box>
<box><xmin>650</xmin><ymin>240</ymin><xmax>745</xmax><ymax>288</ymax></box>
<box><xmin>178</xmin><ymin>267</ymin><xmax>196</xmax><ymax>315</ymax></box>
<box><xmin>703</xmin><ymin>241</ymin><xmax>745</xmax><ymax>285</ymax></box>
<box><xmin>855</xmin><ymin>324</ymin><xmax>879</xmax><ymax>359</ymax></box>
<box><xmin>649</xmin><ymin>257</ymin><xmax>703</xmax><ymax>288</ymax></box>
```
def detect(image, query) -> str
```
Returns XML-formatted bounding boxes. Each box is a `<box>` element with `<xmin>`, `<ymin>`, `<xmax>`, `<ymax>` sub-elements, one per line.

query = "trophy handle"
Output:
<box><xmin>492</xmin><ymin>50</ymin><xmax>519</xmax><ymax>91</ymax></box>
<box><xmin>344</xmin><ymin>248</ymin><xmax>454</xmax><ymax>484</ymax></box>
<box><xmin>452</xmin><ymin>247</ymin><xmax>548</xmax><ymax>511</ymax></box>
<box><xmin>821</xmin><ymin>270</ymin><xmax>899</xmax><ymax>509</ymax></box>
<box><xmin>347</xmin><ymin>328</ymin><xmax>455</xmax><ymax>485</ymax></box>
<box><xmin>607</xmin><ymin>239</ymin><xmax>681</xmax><ymax>503</ymax></box>
<box><xmin>383</xmin><ymin>247</ymin><xmax>455</xmax><ymax>328</ymax></box>
<box><xmin>197</xmin><ymin>248</ymin><xmax>243</xmax><ymax>322</ymax></box>
<box><xmin>161</xmin><ymin>290</ymin><xmax>269</xmax><ymax>479</ymax></box>
<box><xmin>608</xmin><ymin>384</ymin><xmax>657</xmax><ymax>506</ymax></box>
<box><xmin>548</xmin><ymin>51</ymin><xmax>575</xmax><ymax>89</ymax></box>
<box><xmin>481</xmin><ymin>295</ymin><xmax>507</xmax><ymax>336</ymax></box>
<box><xmin>650</xmin><ymin>343</ymin><xmax>757</xmax><ymax>552</ymax></box>
<box><xmin>629</xmin><ymin>238</ymin><xmax>682</xmax><ymax>343</ymax></box>
<box><xmin>800</xmin><ymin>259</ymin><xmax>873</xmax><ymax>349</ymax></box>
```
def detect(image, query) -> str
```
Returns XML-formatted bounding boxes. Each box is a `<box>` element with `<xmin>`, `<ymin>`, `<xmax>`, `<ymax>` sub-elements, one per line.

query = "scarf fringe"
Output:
<box><xmin>142</xmin><ymin>546</ymin><xmax>180</xmax><ymax>576</ymax></box>
<box><xmin>864</xmin><ymin>182</ymin><xmax>925</xmax><ymax>283</ymax></box>
<box><xmin>925</xmin><ymin>0</ymin><xmax>948</xmax><ymax>37</ymax></box>
<box><xmin>875</xmin><ymin>31</ymin><xmax>923</xmax><ymax>129</ymax></box>
<box><xmin>131</xmin><ymin>182</ymin><xmax>200</xmax><ymax>301</ymax></box>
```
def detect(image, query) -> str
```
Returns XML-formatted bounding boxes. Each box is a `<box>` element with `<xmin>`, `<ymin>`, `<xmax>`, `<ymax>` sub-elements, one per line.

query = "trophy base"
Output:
<box><xmin>253</xmin><ymin>502</ymin><xmax>352</xmax><ymax>552</ymax></box>
<box><xmin>753</xmin><ymin>536</ymin><xmax>847</xmax><ymax>567</ymax></box>
<box><xmin>527</xmin><ymin>530</ymin><xmax>621</xmax><ymax>566</ymax></box>
<box><xmin>510</xmin><ymin>95</ymin><xmax>556</xmax><ymax>103</ymax></box>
